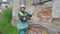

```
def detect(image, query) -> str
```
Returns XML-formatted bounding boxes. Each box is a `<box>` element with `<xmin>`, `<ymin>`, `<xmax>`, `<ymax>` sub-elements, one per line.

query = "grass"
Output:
<box><xmin>0</xmin><ymin>8</ymin><xmax>19</xmax><ymax>34</ymax></box>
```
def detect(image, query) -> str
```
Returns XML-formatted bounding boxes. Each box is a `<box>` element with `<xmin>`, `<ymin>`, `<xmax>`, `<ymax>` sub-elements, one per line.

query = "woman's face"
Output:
<box><xmin>20</xmin><ymin>7</ymin><xmax>26</xmax><ymax>11</ymax></box>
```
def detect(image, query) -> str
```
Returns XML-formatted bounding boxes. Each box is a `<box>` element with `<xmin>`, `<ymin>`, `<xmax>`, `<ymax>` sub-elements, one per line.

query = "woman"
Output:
<box><xmin>18</xmin><ymin>4</ymin><xmax>32</xmax><ymax>34</ymax></box>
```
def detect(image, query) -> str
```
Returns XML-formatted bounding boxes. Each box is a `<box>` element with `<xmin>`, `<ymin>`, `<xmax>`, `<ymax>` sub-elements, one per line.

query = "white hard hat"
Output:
<box><xmin>20</xmin><ymin>4</ymin><xmax>26</xmax><ymax>8</ymax></box>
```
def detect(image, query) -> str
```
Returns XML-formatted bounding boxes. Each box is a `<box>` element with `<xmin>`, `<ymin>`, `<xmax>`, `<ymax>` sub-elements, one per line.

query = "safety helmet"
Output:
<box><xmin>20</xmin><ymin>4</ymin><xmax>26</xmax><ymax>8</ymax></box>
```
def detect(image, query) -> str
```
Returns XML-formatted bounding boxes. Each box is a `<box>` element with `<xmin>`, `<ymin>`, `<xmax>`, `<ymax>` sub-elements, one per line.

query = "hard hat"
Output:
<box><xmin>20</xmin><ymin>4</ymin><xmax>26</xmax><ymax>8</ymax></box>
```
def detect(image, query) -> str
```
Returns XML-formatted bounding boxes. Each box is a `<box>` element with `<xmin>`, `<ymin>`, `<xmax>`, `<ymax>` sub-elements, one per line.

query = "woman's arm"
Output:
<box><xmin>18</xmin><ymin>13</ymin><xmax>27</xmax><ymax>21</ymax></box>
<box><xmin>18</xmin><ymin>13</ymin><xmax>23</xmax><ymax>20</ymax></box>
<box><xmin>26</xmin><ymin>12</ymin><xmax>32</xmax><ymax>17</ymax></box>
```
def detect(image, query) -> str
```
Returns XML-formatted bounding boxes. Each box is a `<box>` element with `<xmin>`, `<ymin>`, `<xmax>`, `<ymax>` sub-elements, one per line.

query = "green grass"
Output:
<box><xmin>0</xmin><ymin>8</ymin><xmax>19</xmax><ymax>34</ymax></box>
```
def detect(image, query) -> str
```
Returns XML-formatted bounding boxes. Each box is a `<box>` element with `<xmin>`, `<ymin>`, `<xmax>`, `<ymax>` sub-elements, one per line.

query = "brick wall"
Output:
<box><xmin>27</xmin><ymin>1</ymin><xmax>52</xmax><ymax>22</ymax></box>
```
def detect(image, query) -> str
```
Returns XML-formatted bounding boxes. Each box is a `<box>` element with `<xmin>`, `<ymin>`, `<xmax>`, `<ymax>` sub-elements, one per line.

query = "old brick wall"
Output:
<box><xmin>26</xmin><ymin>1</ymin><xmax>52</xmax><ymax>34</ymax></box>
<box><xmin>26</xmin><ymin>1</ymin><xmax>52</xmax><ymax>22</ymax></box>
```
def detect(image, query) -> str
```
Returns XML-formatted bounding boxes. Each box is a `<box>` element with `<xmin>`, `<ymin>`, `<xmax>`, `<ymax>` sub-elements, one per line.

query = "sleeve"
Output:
<box><xmin>26</xmin><ymin>12</ymin><xmax>32</xmax><ymax>17</ymax></box>
<box><xmin>27</xmin><ymin>13</ymin><xmax>32</xmax><ymax>17</ymax></box>
<box><xmin>18</xmin><ymin>13</ymin><xmax>23</xmax><ymax>20</ymax></box>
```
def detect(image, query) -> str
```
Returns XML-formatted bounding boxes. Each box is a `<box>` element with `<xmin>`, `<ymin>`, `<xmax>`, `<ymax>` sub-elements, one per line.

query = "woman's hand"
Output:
<box><xmin>22</xmin><ymin>17</ymin><xmax>27</xmax><ymax>21</ymax></box>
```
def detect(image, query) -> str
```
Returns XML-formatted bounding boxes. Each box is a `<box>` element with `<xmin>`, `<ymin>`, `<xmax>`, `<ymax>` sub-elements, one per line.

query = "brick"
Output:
<box><xmin>53</xmin><ymin>18</ymin><xmax>60</xmax><ymax>25</ymax></box>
